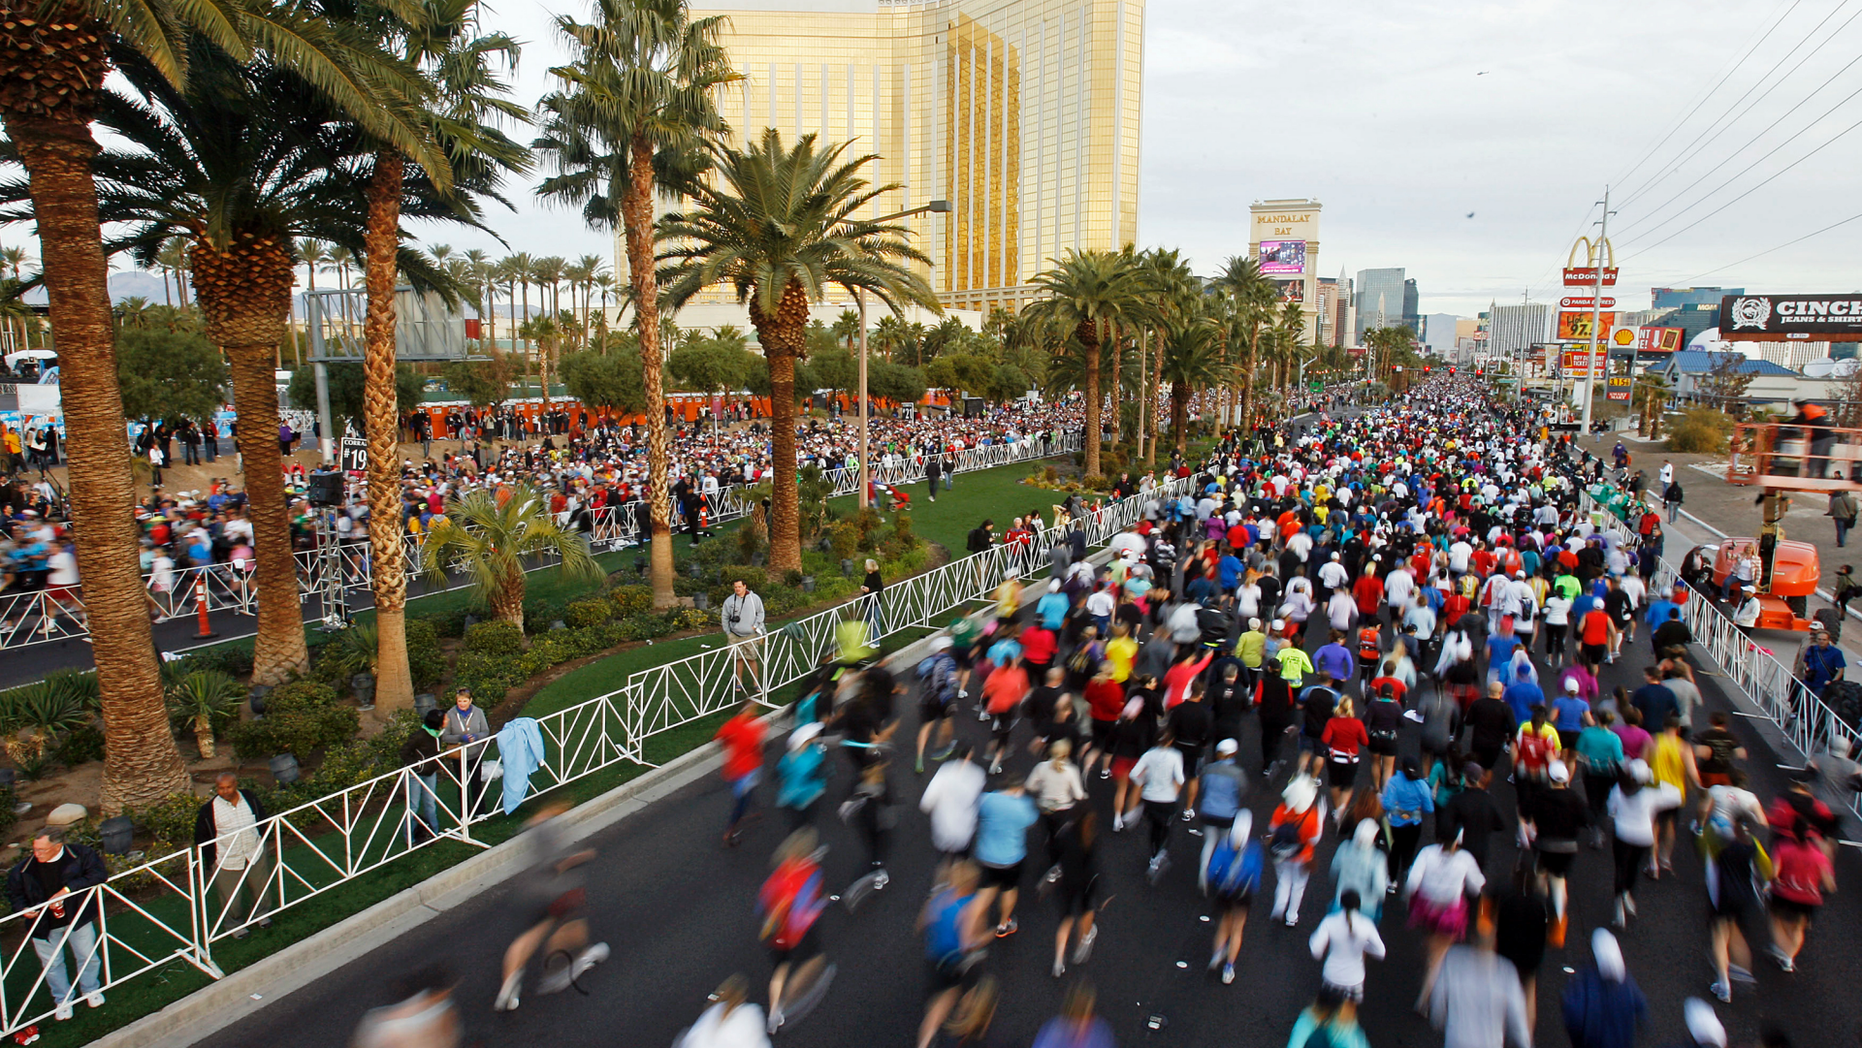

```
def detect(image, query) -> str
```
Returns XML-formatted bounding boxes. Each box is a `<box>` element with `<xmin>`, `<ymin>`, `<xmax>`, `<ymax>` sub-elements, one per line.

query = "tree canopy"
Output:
<box><xmin>116</xmin><ymin>326</ymin><xmax>228</xmax><ymax>422</ymax></box>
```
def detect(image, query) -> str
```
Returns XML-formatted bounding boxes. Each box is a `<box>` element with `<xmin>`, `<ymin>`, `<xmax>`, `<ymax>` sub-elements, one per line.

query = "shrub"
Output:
<box><xmin>131</xmin><ymin>792</ymin><xmax>201</xmax><ymax>847</ymax></box>
<box><xmin>735</xmin><ymin>519</ymin><xmax>767</xmax><ymax>562</ymax></box>
<box><xmin>522</xmin><ymin>599</ymin><xmax>567</xmax><ymax>634</ymax></box>
<box><xmin>42</xmin><ymin>670</ymin><xmax>100</xmax><ymax>713</ymax></box>
<box><xmin>664</xmin><ymin>608</ymin><xmax>715</xmax><ymax>632</ymax></box>
<box><xmin>266</xmin><ymin>679</ymin><xmax>341</xmax><ymax>714</ymax></box>
<box><xmin>825</xmin><ymin>521</ymin><xmax>860</xmax><ymax>561</ymax></box>
<box><xmin>463</xmin><ymin>619</ymin><xmax>525</xmax><ymax>656</ymax></box>
<box><xmin>610</xmin><ymin>585</ymin><xmax>652</xmax><ymax>618</ymax></box>
<box><xmin>53</xmin><ymin>723</ymin><xmax>103</xmax><ymax>767</ymax></box>
<box><xmin>782</xmin><ymin>568</ymin><xmax>805</xmax><ymax>589</ymax></box>
<box><xmin>164</xmin><ymin>670</ymin><xmax>244</xmax><ymax>758</ymax></box>
<box><xmin>405</xmin><ymin>618</ymin><xmax>446</xmax><ymax>690</ymax></box>
<box><xmin>1666</xmin><ymin>408</ymin><xmax>1734</xmax><ymax>453</ymax></box>
<box><xmin>566</xmin><ymin>598</ymin><xmax>614</xmax><ymax>629</ymax></box>
<box><xmin>721</xmin><ymin>565</ymin><xmax>767</xmax><ymax>593</ymax></box>
<box><xmin>228</xmin><ymin>701</ymin><xmax>357</xmax><ymax>760</ymax></box>
<box><xmin>454</xmin><ymin>650</ymin><xmax>523</xmax><ymax>705</ymax></box>
<box><xmin>186</xmin><ymin>645</ymin><xmax>256</xmax><ymax>679</ymax></box>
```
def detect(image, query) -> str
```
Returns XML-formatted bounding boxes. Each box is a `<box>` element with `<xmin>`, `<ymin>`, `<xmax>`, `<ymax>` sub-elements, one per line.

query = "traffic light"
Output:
<box><xmin>1449</xmin><ymin>366</ymin><xmax>1457</xmax><ymax>376</ymax></box>
<box><xmin>1475</xmin><ymin>368</ymin><xmax>1484</xmax><ymax>377</ymax></box>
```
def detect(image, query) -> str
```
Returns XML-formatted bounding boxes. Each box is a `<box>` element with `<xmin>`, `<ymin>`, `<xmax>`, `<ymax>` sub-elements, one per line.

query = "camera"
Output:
<box><xmin>728</xmin><ymin>613</ymin><xmax>741</xmax><ymax>625</ymax></box>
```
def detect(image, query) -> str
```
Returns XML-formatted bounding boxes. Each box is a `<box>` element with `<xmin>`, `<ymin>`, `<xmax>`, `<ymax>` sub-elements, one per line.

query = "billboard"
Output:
<box><xmin>1259</xmin><ymin>240</ymin><xmax>1307</xmax><ymax>275</ymax></box>
<box><xmin>1277</xmin><ymin>279</ymin><xmax>1306</xmax><ymax>304</ymax></box>
<box><xmin>1606</xmin><ymin>375</ymin><xmax>1632</xmax><ymax>402</ymax></box>
<box><xmin>1718</xmin><ymin>294</ymin><xmax>1862</xmax><ymax>341</ymax></box>
<box><xmin>1637</xmin><ymin>327</ymin><xmax>1684</xmax><ymax>354</ymax></box>
<box><xmin>1557</xmin><ymin>310</ymin><xmax>1615</xmax><ymax>341</ymax></box>
<box><xmin>1561</xmin><ymin>347</ymin><xmax>1607</xmax><ymax>372</ymax></box>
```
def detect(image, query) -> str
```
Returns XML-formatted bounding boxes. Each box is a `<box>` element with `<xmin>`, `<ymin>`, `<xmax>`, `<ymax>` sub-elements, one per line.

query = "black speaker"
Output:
<box><xmin>307</xmin><ymin>470</ymin><xmax>344</xmax><ymax>507</ymax></box>
<box><xmin>963</xmin><ymin>396</ymin><xmax>985</xmax><ymax>419</ymax></box>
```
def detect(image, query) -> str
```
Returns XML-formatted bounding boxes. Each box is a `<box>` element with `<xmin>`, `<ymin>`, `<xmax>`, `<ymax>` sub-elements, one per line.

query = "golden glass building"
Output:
<box><xmin>690</xmin><ymin>0</ymin><xmax>1146</xmax><ymax>314</ymax></box>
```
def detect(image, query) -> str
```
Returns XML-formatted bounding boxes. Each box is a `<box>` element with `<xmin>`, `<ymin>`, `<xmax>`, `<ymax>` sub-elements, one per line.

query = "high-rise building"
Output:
<box><xmin>1314</xmin><ymin>272</ymin><xmax>1353</xmax><ymax>348</ymax></box>
<box><xmin>683</xmin><ymin>0</ymin><xmax>1147</xmax><ymax>315</ymax></box>
<box><xmin>1353</xmin><ymin>268</ymin><xmax>1405</xmax><ymax>341</ymax></box>
<box><xmin>1420</xmin><ymin>313</ymin><xmax>1458</xmax><ymax>355</ymax></box>
<box><xmin>1487</xmin><ymin>301</ymin><xmax>1551</xmax><ymax>362</ymax></box>
<box><xmin>1402</xmin><ymin>278</ymin><xmax>1420</xmax><ymax>333</ymax></box>
<box><xmin>1651</xmin><ymin>286</ymin><xmax>1742</xmax><ymax>310</ymax></box>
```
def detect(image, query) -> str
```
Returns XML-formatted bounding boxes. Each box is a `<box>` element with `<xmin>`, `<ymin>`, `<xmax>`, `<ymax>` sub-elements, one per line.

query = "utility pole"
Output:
<box><xmin>1580</xmin><ymin>186</ymin><xmax>1612</xmax><ymax>437</ymax></box>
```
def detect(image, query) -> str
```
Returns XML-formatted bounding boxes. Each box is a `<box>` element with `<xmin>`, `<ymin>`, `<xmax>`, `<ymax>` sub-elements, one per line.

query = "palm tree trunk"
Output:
<box><xmin>624</xmin><ymin>136</ymin><xmax>676</xmax><ymax>608</ymax></box>
<box><xmin>752</xmin><ymin>279</ymin><xmax>811</xmax><ymax>574</ymax></box>
<box><xmin>6</xmin><ymin>108</ymin><xmax>187</xmax><ymax>813</ymax></box>
<box><xmin>1078</xmin><ymin>320</ymin><xmax>1102</xmax><ymax>475</ymax></box>
<box><xmin>1172</xmin><ymin>382</ymin><xmax>1192</xmax><ymax>452</ymax></box>
<box><xmin>1240</xmin><ymin>323</ymin><xmax>1261</xmax><ymax>430</ymax></box>
<box><xmin>1149</xmin><ymin>327</ymin><xmax>1164</xmax><ymax>467</ymax></box>
<box><xmin>192</xmin><ymin>234</ymin><xmax>310</xmax><ymax>685</ymax></box>
<box><xmin>1108</xmin><ymin>322</ymin><xmax>1122</xmax><ymax>446</ymax></box>
<box><xmin>362</xmin><ymin>155</ymin><xmax>413</xmax><ymax>711</ymax></box>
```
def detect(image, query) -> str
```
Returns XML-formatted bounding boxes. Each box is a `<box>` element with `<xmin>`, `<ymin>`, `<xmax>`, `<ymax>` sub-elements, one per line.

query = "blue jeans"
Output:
<box><xmin>33</xmin><ymin>921</ymin><xmax>101</xmax><ymax>1005</ymax></box>
<box><xmin>927</xmin><ymin>474</ymin><xmax>939</xmax><ymax>497</ymax></box>
<box><xmin>1666</xmin><ymin>501</ymin><xmax>1679</xmax><ymax>522</ymax></box>
<box><xmin>1837</xmin><ymin>519</ymin><xmax>1851</xmax><ymax>548</ymax></box>
<box><xmin>407</xmin><ymin>772</ymin><xmax>439</xmax><ymax>833</ymax></box>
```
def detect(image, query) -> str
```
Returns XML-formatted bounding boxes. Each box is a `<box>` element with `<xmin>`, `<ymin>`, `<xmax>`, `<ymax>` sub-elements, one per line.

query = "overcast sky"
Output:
<box><xmin>101</xmin><ymin>0</ymin><xmax>1862</xmax><ymax>319</ymax></box>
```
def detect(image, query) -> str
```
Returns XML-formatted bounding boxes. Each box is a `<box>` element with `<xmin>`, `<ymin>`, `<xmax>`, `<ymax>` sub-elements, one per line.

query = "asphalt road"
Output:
<box><xmin>194</xmin><ymin>566</ymin><xmax>1862</xmax><ymax>1048</ymax></box>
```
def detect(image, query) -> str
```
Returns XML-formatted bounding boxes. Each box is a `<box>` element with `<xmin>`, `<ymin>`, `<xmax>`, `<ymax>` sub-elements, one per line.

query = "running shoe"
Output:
<box><xmin>995</xmin><ymin>918</ymin><xmax>1019</xmax><ymax>938</ymax></box>
<box><xmin>1099</xmin><ymin>768</ymin><xmax>1111</xmax><ymax>780</ymax></box>
<box><xmin>1709</xmin><ymin>981</ymin><xmax>1732</xmax><ymax>1004</ymax></box>
<box><xmin>1222</xmin><ymin>962</ymin><xmax>1236</xmax><ymax>985</ymax></box>
<box><xmin>494</xmin><ymin>970</ymin><xmax>522</xmax><ymax>1012</ymax></box>
<box><xmin>1181</xmin><ymin>809</ymin><xmax>1195</xmax><ymax>822</ymax></box>
<box><xmin>915</xmin><ymin>756</ymin><xmax>924</xmax><ymax>774</ymax></box>
<box><xmin>1052</xmin><ymin>958</ymin><xmax>1066</xmax><ymax>978</ymax></box>
<box><xmin>931</xmin><ymin>743</ymin><xmax>957</xmax><ymax>761</ymax></box>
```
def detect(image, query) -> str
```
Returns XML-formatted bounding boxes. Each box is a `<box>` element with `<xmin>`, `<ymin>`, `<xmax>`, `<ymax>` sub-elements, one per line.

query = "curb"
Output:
<box><xmin>96</xmin><ymin>621</ymin><xmax>965</xmax><ymax>1048</ymax></box>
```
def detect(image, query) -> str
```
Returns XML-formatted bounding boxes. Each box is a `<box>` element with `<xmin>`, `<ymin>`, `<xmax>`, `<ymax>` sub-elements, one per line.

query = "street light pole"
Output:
<box><xmin>857</xmin><ymin>199</ymin><xmax>951</xmax><ymax>509</ymax></box>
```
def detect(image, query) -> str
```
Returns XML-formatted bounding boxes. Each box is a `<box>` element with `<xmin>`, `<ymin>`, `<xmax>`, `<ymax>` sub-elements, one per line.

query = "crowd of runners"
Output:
<box><xmin>679</xmin><ymin>376</ymin><xmax>1845</xmax><ymax>1048</ymax></box>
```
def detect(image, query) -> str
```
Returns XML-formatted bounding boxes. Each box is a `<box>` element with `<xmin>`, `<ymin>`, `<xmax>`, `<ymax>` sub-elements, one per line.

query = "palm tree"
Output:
<box><xmin>1137</xmin><ymin>247</ymin><xmax>1197</xmax><ymax>464</ymax></box>
<box><xmin>505</xmin><ymin>251</ymin><xmax>536</xmax><ymax>364</ymax></box>
<box><xmin>1159</xmin><ymin>315</ymin><xmax>1232</xmax><ymax>452</ymax></box>
<box><xmin>350</xmin><ymin>1</ymin><xmax>528</xmax><ymax>712</ymax></box>
<box><xmin>113</xmin><ymin>295</ymin><xmax>155</xmax><ymax>330</ymax></box>
<box><xmin>0</xmin><ymin>6</ymin><xmax>438</xmax><ymax>811</ymax></box>
<box><xmin>831</xmin><ymin>308</ymin><xmax>861</xmax><ymax>352</ymax></box>
<box><xmin>590</xmin><ymin>271</ymin><xmax>616</xmax><ymax>340</ymax></box>
<box><xmin>1025</xmin><ymin>249</ymin><xmax>1140</xmax><ymax>476</ymax></box>
<box><xmin>534</xmin><ymin>0</ymin><xmax>737</xmax><ymax>606</ymax></box>
<box><xmin>660</xmin><ymin>129</ymin><xmax>937</xmax><ymax>573</ymax></box>
<box><xmin>85</xmin><ymin>40</ymin><xmax>400</xmax><ymax>688</ymax></box>
<box><xmin>327</xmin><ymin>244</ymin><xmax>356</xmax><ymax>290</ymax></box>
<box><xmin>298</xmin><ymin>238</ymin><xmax>329</xmax><ymax>294</ymax></box>
<box><xmin>463</xmin><ymin>247</ymin><xmax>491</xmax><ymax>344</ymax></box>
<box><xmin>1209</xmin><ymin>255</ymin><xmax>1276</xmax><ymax>430</ymax></box>
<box><xmin>421</xmin><ymin>484</ymin><xmax>604</xmax><ymax>630</ymax></box>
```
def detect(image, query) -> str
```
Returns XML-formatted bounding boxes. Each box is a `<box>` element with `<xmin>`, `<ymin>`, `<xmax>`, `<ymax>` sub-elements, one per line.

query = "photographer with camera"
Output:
<box><xmin>723</xmin><ymin>578</ymin><xmax>767</xmax><ymax>691</ymax></box>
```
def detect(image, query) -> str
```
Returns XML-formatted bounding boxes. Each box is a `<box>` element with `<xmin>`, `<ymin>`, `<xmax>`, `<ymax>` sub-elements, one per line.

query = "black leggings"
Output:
<box><xmin>1387</xmin><ymin>823</ymin><xmax>1423</xmax><ymax>881</ymax></box>
<box><xmin>1543</xmin><ymin>623</ymin><xmax>1567</xmax><ymax>661</ymax></box>
<box><xmin>1144</xmin><ymin>799</ymin><xmax>1176</xmax><ymax>855</ymax></box>
<box><xmin>1611</xmin><ymin>837</ymin><xmax>1648</xmax><ymax>896</ymax></box>
<box><xmin>1582</xmin><ymin>771</ymin><xmax>1614</xmax><ymax>822</ymax></box>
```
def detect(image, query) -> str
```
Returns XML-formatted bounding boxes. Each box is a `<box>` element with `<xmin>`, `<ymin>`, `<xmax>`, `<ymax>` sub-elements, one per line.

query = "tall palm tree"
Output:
<box><xmin>327</xmin><ymin>244</ymin><xmax>356</xmax><ymax>290</ymax></box>
<box><xmin>1159</xmin><ymin>315</ymin><xmax>1232</xmax><ymax>452</ymax></box>
<box><xmin>505</xmin><ymin>250</ymin><xmax>535</xmax><ymax>364</ymax></box>
<box><xmin>831</xmin><ymin>308</ymin><xmax>860</xmax><ymax>352</ymax></box>
<box><xmin>348</xmin><ymin>0</ymin><xmax>528</xmax><ymax>712</ymax></box>
<box><xmin>422</xmin><ymin>484</ymin><xmax>604</xmax><ymax>630</ymax></box>
<box><xmin>0</xmin><ymin>15</ymin><xmax>434</xmax><ymax>811</ymax></box>
<box><xmin>298</xmin><ymin>238</ymin><xmax>329</xmax><ymax>293</ymax></box>
<box><xmin>79</xmin><ymin>39</ymin><xmax>410</xmax><ymax>688</ymax></box>
<box><xmin>462</xmin><ymin>247</ymin><xmax>491</xmax><ymax>344</ymax></box>
<box><xmin>1025</xmin><ymin>249</ymin><xmax>1140</xmax><ymax>476</ymax></box>
<box><xmin>660</xmin><ymin>129</ymin><xmax>937</xmax><ymax>573</ymax></box>
<box><xmin>535</xmin><ymin>0</ymin><xmax>737</xmax><ymax>608</ymax></box>
<box><xmin>1137</xmin><ymin>247</ymin><xmax>1197</xmax><ymax>464</ymax></box>
<box><xmin>530</xmin><ymin>256</ymin><xmax>566</xmax><ymax>408</ymax></box>
<box><xmin>1209</xmin><ymin>255</ymin><xmax>1275</xmax><ymax>431</ymax></box>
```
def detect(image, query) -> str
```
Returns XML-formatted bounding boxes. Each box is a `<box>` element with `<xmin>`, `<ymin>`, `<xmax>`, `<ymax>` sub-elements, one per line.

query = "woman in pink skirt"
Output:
<box><xmin>1403</xmin><ymin>828</ymin><xmax>1486</xmax><ymax>1012</ymax></box>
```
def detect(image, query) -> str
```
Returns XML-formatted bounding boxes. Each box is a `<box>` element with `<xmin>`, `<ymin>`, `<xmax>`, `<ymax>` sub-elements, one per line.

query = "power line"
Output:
<box><xmin>1617</xmin><ymin>0</ymin><xmax>1855</xmax><ymax>214</ymax></box>
<box><xmin>1609</xmin><ymin>0</ymin><xmax>1806</xmax><ymax>193</ymax></box>
<box><xmin>1618</xmin><ymin>91</ymin><xmax>1862</xmax><ymax>256</ymax></box>
<box><xmin>1619</xmin><ymin>107</ymin><xmax>1862</xmax><ymax>261</ymax></box>
<box><xmin>1678</xmin><ymin>208</ymin><xmax>1862</xmax><ymax>282</ymax></box>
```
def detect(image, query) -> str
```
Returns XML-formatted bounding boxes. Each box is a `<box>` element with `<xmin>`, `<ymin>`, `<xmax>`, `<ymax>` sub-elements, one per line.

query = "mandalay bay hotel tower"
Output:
<box><xmin>688</xmin><ymin>0</ymin><xmax>1146</xmax><ymax>314</ymax></box>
